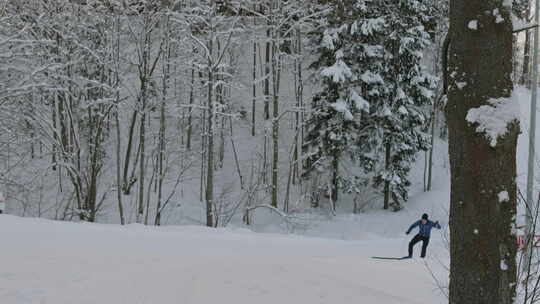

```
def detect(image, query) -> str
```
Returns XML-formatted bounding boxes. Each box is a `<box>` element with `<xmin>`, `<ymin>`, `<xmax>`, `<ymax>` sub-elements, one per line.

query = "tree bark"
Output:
<box><xmin>447</xmin><ymin>1</ymin><xmax>518</xmax><ymax>303</ymax></box>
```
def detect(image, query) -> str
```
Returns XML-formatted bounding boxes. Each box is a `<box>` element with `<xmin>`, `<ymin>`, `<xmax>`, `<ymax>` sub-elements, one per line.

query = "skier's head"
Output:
<box><xmin>421</xmin><ymin>213</ymin><xmax>428</xmax><ymax>224</ymax></box>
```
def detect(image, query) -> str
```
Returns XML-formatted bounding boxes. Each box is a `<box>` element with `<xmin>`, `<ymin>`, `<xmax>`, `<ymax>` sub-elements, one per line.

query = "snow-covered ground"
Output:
<box><xmin>0</xmin><ymin>214</ymin><xmax>447</xmax><ymax>304</ymax></box>
<box><xmin>0</xmin><ymin>156</ymin><xmax>452</xmax><ymax>304</ymax></box>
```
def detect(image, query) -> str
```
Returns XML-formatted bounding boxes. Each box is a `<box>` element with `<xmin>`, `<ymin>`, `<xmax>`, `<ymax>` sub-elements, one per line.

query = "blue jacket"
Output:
<box><xmin>407</xmin><ymin>220</ymin><xmax>441</xmax><ymax>238</ymax></box>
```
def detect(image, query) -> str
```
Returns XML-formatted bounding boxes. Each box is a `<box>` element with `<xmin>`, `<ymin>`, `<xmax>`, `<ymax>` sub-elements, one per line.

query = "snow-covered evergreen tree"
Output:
<box><xmin>303</xmin><ymin>0</ymin><xmax>380</xmax><ymax>207</ymax></box>
<box><xmin>361</xmin><ymin>0</ymin><xmax>436</xmax><ymax>210</ymax></box>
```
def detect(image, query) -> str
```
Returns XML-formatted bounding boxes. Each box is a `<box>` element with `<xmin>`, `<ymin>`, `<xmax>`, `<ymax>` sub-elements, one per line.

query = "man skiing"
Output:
<box><xmin>405</xmin><ymin>213</ymin><xmax>441</xmax><ymax>258</ymax></box>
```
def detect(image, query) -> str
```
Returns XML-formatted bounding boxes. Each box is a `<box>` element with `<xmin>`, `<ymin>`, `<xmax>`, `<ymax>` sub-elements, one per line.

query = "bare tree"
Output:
<box><xmin>174</xmin><ymin>0</ymin><xmax>241</xmax><ymax>227</ymax></box>
<box><xmin>124</xmin><ymin>3</ymin><xmax>164</xmax><ymax>223</ymax></box>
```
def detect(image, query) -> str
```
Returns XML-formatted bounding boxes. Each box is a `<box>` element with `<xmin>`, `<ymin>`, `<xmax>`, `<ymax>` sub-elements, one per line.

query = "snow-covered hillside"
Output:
<box><xmin>0</xmin><ymin>214</ymin><xmax>447</xmax><ymax>304</ymax></box>
<box><xmin>0</xmin><ymin>122</ymin><xmax>453</xmax><ymax>304</ymax></box>
<box><xmin>5</xmin><ymin>85</ymin><xmax>540</xmax><ymax>304</ymax></box>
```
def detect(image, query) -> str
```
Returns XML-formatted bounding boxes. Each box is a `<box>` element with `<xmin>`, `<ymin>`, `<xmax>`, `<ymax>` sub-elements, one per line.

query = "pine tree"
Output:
<box><xmin>360</xmin><ymin>0</ymin><xmax>436</xmax><ymax>210</ymax></box>
<box><xmin>303</xmin><ymin>0</ymin><xmax>379</xmax><ymax>207</ymax></box>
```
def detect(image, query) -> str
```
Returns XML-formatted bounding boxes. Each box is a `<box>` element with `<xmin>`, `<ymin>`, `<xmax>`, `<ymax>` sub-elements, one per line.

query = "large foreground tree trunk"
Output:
<box><xmin>447</xmin><ymin>1</ymin><xmax>518</xmax><ymax>303</ymax></box>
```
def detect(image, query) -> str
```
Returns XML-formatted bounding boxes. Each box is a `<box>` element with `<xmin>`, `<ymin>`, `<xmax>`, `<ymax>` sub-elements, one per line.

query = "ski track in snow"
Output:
<box><xmin>0</xmin><ymin>215</ymin><xmax>446</xmax><ymax>304</ymax></box>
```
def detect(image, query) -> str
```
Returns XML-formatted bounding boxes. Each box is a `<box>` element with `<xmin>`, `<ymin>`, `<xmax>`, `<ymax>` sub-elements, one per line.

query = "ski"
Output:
<box><xmin>371</xmin><ymin>256</ymin><xmax>411</xmax><ymax>260</ymax></box>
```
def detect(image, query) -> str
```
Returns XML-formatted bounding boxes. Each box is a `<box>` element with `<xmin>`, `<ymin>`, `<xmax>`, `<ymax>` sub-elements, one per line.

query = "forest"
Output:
<box><xmin>0</xmin><ymin>0</ymin><xmax>536</xmax><ymax>303</ymax></box>
<box><xmin>0</xmin><ymin>0</ymin><xmax>453</xmax><ymax>225</ymax></box>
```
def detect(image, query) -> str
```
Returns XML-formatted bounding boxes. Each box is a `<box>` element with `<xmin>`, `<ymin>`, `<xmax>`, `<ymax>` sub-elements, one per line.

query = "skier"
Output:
<box><xmin>405</xmin><ymin>213</ymin><xmax>441</xmax><ymax>258</ymax></box>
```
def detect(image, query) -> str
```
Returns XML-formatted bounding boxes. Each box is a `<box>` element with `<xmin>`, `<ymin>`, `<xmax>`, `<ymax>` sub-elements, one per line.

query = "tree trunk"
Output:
<box><xmin>252</xmin><ymin>11</ymin><xmax>257</xmax><ymax>137</ymax></box>
<box><xmin>115</xmin><ymin>110</ymin><xmax>125</xmax><ymax>225</ymax></box>
<box><xmin>264</xmin><ymin>27</ymin><xmax>271</xmax><ymax>120</ymax></box>
<box><xmin>447</xmin><ymin>1</ymin><xmax>517</xmax><ymax>303</ymax></box>
<box><xmin>383</xmin><ymin>142</ymin><xmax>391</xmax><ymax>210</ymax></box>
<box><xmin>187</xmin><ymin>66</ymin><xmax>195</xmax><ymax>150</ymax></box>
<box><xmin>427</xmin><ymin>102</ymin><xmax>437</xmax><ymax>191</ymax></box>
<box><xmin>229</xmin><ymin>117</ymin><xmax>244</xmax><ymax>188</ymax></box>
<box><xmin>122</xmin><ymin>110</ymin><xmax>138</xmax><ymax>194</ymax></box>
<box><xmin>293</xmin><ymin>27</ymin><xmax>304</xmax><ymax>186</ymax></box>
<box><xmin>520</xmin><ymin>2</ymin><xmax>531</xmax><ymax>87</ymax></box>
<box><xmin>270</xmin><ymin>23</ymin><xmax>280</xmax><ymax>209</ymax></box>
<box><xmin>206</xmin><ymin>66</ymin><xmax>215</xmax><ymax>227</ymax></box>
<box><xmin>52</xmin><ymin>95</ymin><xmax>58</xmax><ymax>171</ymax></box>
<box><xmin>331</xmin><ymin>153</ymin><xmax>338</xmax><ymax>207</ymax></box>
<box><xmin>156</xmin><ymin>17</ymin><xmax>170</xmax><ymax>226</ymax></box>
<box><xmin>137</xmin><ymin>110</ymin><xmax>146</xmax><ymax>223</ymax></box>
<box><xmin>200</xmin><ymin>76</ymin><xmax>207</xmax><ymax>203</ymax></box>
<box><xmin>271</xmin><ymin>114</ymin><xmax>279</xmax><ymax>207</ymax></box>
<box><xmin>114</xmin><ymin>15</ymin><xmax>125</xmax><ymax>226</ymax></box>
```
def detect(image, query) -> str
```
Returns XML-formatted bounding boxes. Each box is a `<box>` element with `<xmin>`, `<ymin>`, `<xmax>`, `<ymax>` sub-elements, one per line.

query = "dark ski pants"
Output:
<box><xmin>408</xmin><ymin>234</ymin><xmax>430</xmax><ymax>258</ymax></box>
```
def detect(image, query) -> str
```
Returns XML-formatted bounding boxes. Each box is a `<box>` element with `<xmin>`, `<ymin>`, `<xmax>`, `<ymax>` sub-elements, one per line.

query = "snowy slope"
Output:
<box><xmin>0</xmin><ymin>89</ymin><xmax>459</xmax><ymax>304</ymax></box>
<box><xmin>0</xmin><ymin>215</ymin><xmax>446</xmax><ymax>304</ymax></box>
